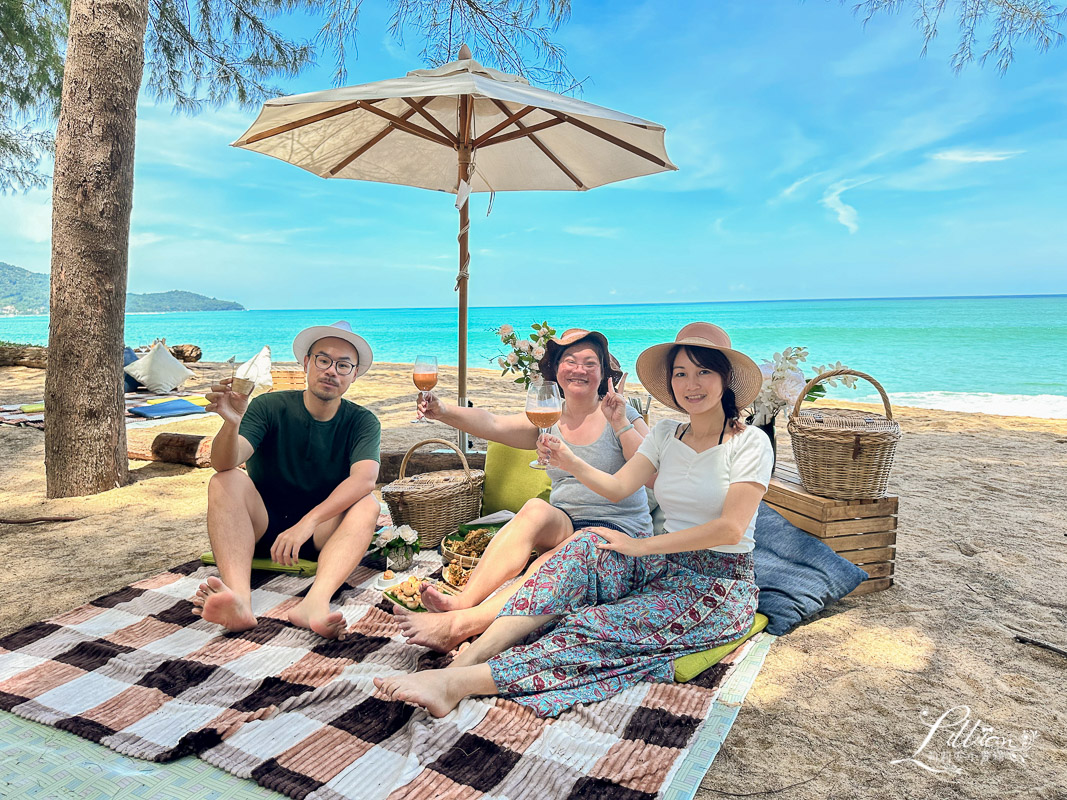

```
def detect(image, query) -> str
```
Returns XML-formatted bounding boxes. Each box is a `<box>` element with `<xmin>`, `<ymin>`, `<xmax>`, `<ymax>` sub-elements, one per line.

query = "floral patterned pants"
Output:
<box><xmin>487</xmin><ymin>530</ymin><xmax>757</xmax><ymax>717</ymax></box>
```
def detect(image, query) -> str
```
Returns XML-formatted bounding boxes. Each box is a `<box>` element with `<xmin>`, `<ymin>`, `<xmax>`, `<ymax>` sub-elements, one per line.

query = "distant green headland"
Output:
<box><xmin>1</xmin><ymin>262</ymin><xmax>245</xmax><ymax>315</ymax></box>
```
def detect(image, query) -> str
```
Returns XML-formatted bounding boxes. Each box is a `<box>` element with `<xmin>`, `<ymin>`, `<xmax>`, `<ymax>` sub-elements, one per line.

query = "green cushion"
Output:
<box><xmin>201</xmin><ymin>552</ymin><xmax>318</xmax><ymax>577</ymax></box>
<box><xmin>674</xmin><ymin>613</ymin><xmax>769</xmax><ymax>683</ymax></box>
<box><xmin>481</xmin><ymin>441</ymin><xmax>552</xmax><ymax>515</ymax></box>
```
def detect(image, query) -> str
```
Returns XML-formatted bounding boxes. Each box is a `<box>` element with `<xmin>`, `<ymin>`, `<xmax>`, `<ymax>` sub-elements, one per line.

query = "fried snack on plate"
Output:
<box><xmin>383</xmin><ymin>576</ymin><xmax>426</xmax><ymax>611</ymax></box>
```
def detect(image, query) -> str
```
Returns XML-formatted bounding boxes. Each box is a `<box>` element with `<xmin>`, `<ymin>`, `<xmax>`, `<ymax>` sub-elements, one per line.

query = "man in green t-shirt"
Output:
<box><xmin>194</xmin><ymin>321</ymin><xmax>382</xmax><ymax>639</ymax></box>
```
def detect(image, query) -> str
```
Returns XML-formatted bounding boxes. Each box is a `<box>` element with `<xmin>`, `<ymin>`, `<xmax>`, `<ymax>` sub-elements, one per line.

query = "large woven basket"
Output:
<box><xmin>381</xmin><ymin>439</ymin><xmax>485</xmax><ymax>548</ymax></box>
<box><xmin>787</xmin><ymin>369</ymin><xmax>901</xmax><ymax>500</ymax></box>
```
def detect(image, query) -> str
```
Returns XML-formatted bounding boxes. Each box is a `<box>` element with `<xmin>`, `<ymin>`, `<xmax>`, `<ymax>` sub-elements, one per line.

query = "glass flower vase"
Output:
<box><xmin>386</xmin><ymin>546</ymin><xmax>414</xmax><ymax>573</ymax></box>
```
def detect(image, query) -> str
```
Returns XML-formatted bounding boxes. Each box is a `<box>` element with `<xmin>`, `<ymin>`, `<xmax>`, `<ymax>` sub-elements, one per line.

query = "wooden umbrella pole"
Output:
<box><xmin>456</xmin><ymin>92</ymin><xmax>474</xmax><ymax>451</ymax></box>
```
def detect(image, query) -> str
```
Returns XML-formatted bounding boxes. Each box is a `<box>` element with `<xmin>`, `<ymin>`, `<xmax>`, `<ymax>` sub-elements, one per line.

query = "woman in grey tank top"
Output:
<box><xmin>399</xmin><ymin>329</ymin><xmax>652</xmax><ymax>653</ymax></box>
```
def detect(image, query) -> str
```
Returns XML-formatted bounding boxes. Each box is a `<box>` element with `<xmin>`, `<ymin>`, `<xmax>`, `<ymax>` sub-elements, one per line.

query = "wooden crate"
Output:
<box><xmin>270</xmin><ymin>367</ymin><xmax>305</xmax><ymax>392</ymax></box>
<box><xmin>765</xmin><ymin>464</ymin><xmax>897</xmax><ymax>597</ymax></box>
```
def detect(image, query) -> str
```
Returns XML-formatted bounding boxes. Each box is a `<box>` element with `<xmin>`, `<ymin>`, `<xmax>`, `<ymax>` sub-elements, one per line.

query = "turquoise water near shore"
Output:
<box><xmin>3</xmin><ymin>295</ymin><xmax>1065</xmax><ymax>418</ymax></box>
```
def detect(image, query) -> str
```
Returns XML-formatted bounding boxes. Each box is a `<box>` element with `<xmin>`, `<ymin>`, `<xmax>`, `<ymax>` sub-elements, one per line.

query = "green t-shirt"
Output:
<box><xmin>239</xmin><ymin>390</ymin><xmax>381</xmax><ymax>519</ymax></box>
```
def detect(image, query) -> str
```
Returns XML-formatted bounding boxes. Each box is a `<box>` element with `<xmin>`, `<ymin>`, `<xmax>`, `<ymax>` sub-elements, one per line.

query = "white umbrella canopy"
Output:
<box><xmin>233</xmin><ymin>46</ymin><xmax>676</xmax><ymax>441</ymax></box>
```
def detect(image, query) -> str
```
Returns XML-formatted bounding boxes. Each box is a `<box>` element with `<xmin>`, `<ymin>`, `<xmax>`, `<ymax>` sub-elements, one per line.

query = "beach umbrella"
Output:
<box><xmin>232</xmin><ymin>46</ymin><xmax>676</xmax><ymax>441</ymax></box>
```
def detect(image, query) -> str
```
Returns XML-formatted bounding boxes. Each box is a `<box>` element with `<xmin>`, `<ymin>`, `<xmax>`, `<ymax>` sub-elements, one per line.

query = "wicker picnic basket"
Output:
<box><xmin>787</xmin><ymin>369</ymin><xmax>901</xmax><ymax>500</ymax></box>
<box><xmin>381</xmin><ymin>439</ymin><xmax>485</xmax><ymax>548</ymax></box>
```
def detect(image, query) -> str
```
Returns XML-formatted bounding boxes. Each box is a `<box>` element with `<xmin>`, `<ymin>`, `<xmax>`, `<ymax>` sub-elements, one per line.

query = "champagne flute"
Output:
<box><xmin>412</xmin><ymin>355</ymin><xmax>438</xmax><ymax>423</ymax></box>
<box><xmin>526</xmin><ymin>380</ymin><xmax>562</xmax><ymax>469</ymax></box>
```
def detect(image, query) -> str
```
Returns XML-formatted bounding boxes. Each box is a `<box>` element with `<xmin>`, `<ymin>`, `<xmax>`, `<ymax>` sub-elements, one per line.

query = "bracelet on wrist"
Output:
<box><xmin>615</xmin><ymin>423</ymin><xmax>634</xmax><ymax>436</ymax></box>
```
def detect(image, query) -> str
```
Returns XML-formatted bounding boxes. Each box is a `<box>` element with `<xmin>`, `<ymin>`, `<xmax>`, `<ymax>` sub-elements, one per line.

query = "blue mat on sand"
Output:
<box><xmin>128</xmin><ymin>398</ymin><xmax>206</xmax><ymax>419</ymax></box>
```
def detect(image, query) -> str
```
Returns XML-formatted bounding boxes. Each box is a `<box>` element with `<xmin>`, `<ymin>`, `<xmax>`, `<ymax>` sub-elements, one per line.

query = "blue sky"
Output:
<box><xmin>2</xmin><ymin>0</ymin><xmax>1066</xmax><ymax>309</ymax></box>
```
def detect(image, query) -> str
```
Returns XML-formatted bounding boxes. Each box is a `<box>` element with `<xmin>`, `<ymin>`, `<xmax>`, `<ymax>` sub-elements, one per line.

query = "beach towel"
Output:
<box><xmin>128</xmin><ymin>398</ymin><xmax>207</xmax><ymax>419</ymax></box>
<box><xmin>0</xmin><ymin>392</ymin><xmax>210</xmax><ymax>429</ymax></box>
<box><xmin>0</xmin><ymin>552</ymin><xmax>770</xmax><ymax>800</ymax></box>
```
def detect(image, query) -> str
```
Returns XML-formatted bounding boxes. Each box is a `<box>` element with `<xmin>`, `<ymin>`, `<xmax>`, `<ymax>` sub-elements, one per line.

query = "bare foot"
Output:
<box><xmin>373</xmin><ymin>670</ymin><xmax>465</xmax><ymax>718</ymax></box>
<box><xmin>392</xmin><ymin>604</ymin><xmax>471</xmax><ymax>653</ymax></box>
<box><xmin>420</xmin><ymin>583</ymin><xmax>471</xmax><ymax>613</ymax></box>
<box><xmin>289</xmin><ymin>598</ymin><xmax>347</xmax><ymax>640</ymax></box>
<box><xmin>447</xmin><ymin>640</ymin><xmax>472</xmax><ymax>660</ymax></box>
<box><xmin>192</xmin><ymin>576</ymin><xmax>257</xmax><ymax>632</ymax></box>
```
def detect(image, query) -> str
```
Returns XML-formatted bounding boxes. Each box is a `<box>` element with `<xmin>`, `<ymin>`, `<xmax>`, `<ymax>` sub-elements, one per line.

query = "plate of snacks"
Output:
<box><xmin>441</xmin><ymin>524</ymin><xmax>502</xmax><ymax>569</ymax></box>
<box><xmin>382</xmin><ymin>575</ymin><xmax>426</xmax><ymax>611</ymax></box>
<box><xmin>442</xmin><ymin>561</ymin><xmax>472</xmax><ymax>590</ymax></box>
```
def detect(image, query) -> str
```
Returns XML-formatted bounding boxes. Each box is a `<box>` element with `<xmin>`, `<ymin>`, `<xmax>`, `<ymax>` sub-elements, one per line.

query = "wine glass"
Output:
<box><xmin>412</xmin><ymin>355</ymin><xmax>438</xmax><ymax>423</ymax></box>
<box><xmin>526</xmin><ymin>380</ymin><xmax>562</xmax><ymax>469</ymax></box>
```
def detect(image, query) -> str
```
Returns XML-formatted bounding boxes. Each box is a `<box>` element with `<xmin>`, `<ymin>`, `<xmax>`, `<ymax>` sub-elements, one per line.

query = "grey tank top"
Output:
<box><xmin>545</xmin><ymin>404</ymin><xmax>652</xmax><ymax>535</ymax></box>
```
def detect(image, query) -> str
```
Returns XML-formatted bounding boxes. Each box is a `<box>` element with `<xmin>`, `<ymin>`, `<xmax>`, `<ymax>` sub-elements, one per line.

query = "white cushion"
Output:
<box><xmin>124</xmin><ymin>343</ymin><xmax>195</xmax><ymax>393</ymax></box>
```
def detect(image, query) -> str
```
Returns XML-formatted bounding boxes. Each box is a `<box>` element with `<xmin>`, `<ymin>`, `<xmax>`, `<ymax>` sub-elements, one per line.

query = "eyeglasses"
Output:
<box><xmin>310</xmin><ymin>352</ymin><xmax>357</xmax><ymax>376</ymax></box>
<box><xmin>559</xmin><ymin>357</ymin><xmax>600</xmax><ymax>370</ymax></box>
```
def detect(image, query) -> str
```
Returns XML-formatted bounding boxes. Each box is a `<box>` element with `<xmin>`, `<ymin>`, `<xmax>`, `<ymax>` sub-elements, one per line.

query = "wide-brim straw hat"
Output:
<box><xmin>636</xmin><ymin>322</ymin><xmax>762</xmax><ymax>413</ymax></box>
<box><xmin>292</xmin><ymin>320</ymin><xmax>373</xmax><ymax>378</ymax></box>
<box><xmin>538</xmin><ymin>328</ymin><xmax>623</xmax><ymax>393</ymax></box>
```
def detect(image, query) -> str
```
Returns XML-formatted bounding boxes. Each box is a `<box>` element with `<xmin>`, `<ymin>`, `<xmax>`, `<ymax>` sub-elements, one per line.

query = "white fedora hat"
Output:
<box><xmin>292</xmin><ymin>321</ymin><xmax>373</xmax><ymax>378</ymax></box>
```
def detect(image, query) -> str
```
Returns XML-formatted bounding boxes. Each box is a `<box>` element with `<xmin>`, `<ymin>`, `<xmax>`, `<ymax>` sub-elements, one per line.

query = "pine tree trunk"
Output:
<box><xmin>45</xmin><ymin>0</ymin><xmax>148</xmax><ymax>497</ymax></box>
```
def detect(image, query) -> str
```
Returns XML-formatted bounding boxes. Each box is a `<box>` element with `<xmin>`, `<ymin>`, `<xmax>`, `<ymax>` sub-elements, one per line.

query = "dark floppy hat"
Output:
<box><xmin>538</xmin><ymin>328</ymin><xmax>623</xmax><ymax>392</ymax></box>
<box><xmin>635</xmin><ymin>322</ymin><xmax>762</xmax><ymax>412</ymax></box>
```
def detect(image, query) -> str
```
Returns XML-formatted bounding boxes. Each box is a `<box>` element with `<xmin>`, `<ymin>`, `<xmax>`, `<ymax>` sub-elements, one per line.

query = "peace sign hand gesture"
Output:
<box><xmin>600</xmin><ymin>373</ymin><xmax>628</xmax><ymax>430</ymax></box>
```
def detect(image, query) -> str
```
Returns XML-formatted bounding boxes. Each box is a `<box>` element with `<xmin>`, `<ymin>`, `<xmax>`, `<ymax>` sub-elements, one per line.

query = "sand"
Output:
<box><xmin>1</xmin><ymin>362</ymin><xmax>1064</xmax><ymax>799</ymax></box>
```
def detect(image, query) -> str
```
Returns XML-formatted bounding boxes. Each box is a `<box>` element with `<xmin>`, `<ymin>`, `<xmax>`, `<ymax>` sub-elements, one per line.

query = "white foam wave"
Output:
<box><xmin>852</xmin><ymin>391</ymin><xmax>1067</xmax><ymax>419</ymax></box>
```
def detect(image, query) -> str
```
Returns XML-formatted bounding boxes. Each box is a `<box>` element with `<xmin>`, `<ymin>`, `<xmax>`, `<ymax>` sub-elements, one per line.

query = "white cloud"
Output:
<box><xmin>563</xmin><ymin>226</ymin><xmax>620</xmax><ymax>239</ymax></box>
<box><xmin>930</xmin><ymin>149</ymin><xmax>1024</xmax><ymax>163</ymax></box>
<box><xmin>775</xmin><ymin>171</ymin><xmax>825</xmax><ymax>202</ymax></box>
<box><xmin>820</xmin><ymin>178</ymin><xmax>877</xmax><ymax>234</ymax></box>
<box><xmin>130</xmin><ymin>232</ymin><xmax>165</xmax><ymax>247</ymax></box>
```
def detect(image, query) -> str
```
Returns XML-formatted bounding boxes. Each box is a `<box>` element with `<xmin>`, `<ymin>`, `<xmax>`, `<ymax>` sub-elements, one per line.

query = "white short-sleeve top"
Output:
<box><xmin>636</xmin><ymin>420</ymin><xmax>773</xmax><ymax>553</ymax></box>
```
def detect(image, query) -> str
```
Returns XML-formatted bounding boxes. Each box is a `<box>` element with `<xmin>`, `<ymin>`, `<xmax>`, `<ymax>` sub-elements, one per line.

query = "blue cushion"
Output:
<box><xmin>128</xmin><ymin>398</ymin><xmax>205</xmax><ymax>419</ymax></box>
<box><xmin>123</xmin><ymin>347</ymin><xmax>142</xmax><ymax>393</ymax></box>
<box><xmin>753</xmin><ymin>502</ymin><xmax>868</xmax><ymax>636</ymax></box>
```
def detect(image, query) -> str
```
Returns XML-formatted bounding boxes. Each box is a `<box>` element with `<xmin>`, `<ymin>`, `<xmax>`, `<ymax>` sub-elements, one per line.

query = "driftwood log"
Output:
<box><xmin>127</xmin><ymin>431</ymin><xmax>214</xmax><ymax>467</ymax></box>
<box><xmin>379</xmin><ymin>449</ymin><xmax>486</xmax><ymax>484</ymax></box>
<box><xmin>0</xmin><ymin>345</ymin><xmax>47</xmax><ymax>369</ymax></box>
<box><xmin>170</xmin><ymin>344</ymin><xmax>202</xmax><ymax>362</ymax></box>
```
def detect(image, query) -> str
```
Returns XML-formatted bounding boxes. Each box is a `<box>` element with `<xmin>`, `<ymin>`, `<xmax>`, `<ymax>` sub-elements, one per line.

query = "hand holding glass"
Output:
<box><xmin>412</xmin><ymin>355</ymin><xmax>438</xmax><ymax>423</ymax></box>
<box><xmin>526</xmin><ymin>381</ymin><xmax>562</xmax><ymax>469</ymax></box>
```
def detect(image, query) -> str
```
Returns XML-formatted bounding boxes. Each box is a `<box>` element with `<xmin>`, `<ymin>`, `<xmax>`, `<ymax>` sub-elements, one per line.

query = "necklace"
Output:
<box><xmin>679</xmin><ymin>416</ymin><xmax>729</xmax><ymax>446</ymax></box>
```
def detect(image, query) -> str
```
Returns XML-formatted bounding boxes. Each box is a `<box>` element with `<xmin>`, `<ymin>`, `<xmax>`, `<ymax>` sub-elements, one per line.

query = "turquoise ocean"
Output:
<box><xmin>3</xmin><ymin>295</ymin><xmax>1065</xmax><ymax>418</ymax></box>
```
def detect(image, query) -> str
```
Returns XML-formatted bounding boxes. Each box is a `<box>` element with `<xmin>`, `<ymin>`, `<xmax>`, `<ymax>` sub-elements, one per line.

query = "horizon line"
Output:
<box><xmin>3</xmin><ymin>292</ymin><xmax>1065</xmax><ymax>320</ymax></box>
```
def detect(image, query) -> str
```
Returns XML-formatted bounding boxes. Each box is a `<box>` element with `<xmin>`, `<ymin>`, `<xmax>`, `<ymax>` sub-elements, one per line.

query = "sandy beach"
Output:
<box><xmin>1</xmin><ymin>362</ymin><xmax>1064</xmax><ymax>799</ymax></box>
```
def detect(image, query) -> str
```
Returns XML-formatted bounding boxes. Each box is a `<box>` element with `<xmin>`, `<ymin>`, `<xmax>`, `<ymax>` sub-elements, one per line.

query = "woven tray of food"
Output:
<box><xmin>440</xmin><ymin>524</ymin><xmax>503</xmax><ymax>569</ymax></box>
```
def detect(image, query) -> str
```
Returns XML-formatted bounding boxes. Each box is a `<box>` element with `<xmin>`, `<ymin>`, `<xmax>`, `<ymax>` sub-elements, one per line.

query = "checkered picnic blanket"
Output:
<box><xmin>0</xmin><ymin>554</ymin><xmax>756</xmax><ymax>800</ymax></box>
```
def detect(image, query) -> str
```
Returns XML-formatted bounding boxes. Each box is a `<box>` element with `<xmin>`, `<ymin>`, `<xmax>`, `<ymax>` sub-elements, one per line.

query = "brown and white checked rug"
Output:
<box><xmin>0</xmin><ymin>554</ymin><xmax>751</xmax><ymax>800</ymax></box>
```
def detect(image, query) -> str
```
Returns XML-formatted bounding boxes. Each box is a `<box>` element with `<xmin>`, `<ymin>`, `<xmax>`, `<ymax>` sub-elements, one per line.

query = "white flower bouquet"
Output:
<box><xmin>751</xmin><ymin>346</ymin><xmax>857</xmax><ymax>425</ymax></box>
<box><xmin>494</xmin><ymin>321</ymin><xmax>556</xmax><ymax>389</ymax></box>
<box><xmin>368</xmin><ymin>524</ymin><xmax>421</xmax><ymax>568</ymax></box>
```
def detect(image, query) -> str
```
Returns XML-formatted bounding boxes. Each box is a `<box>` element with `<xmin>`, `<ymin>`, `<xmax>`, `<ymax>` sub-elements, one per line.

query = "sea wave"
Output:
<box><xmin>851</xmin><ymin>391</ymin><xmax>1067</xmax><ymax>420</ymax></box>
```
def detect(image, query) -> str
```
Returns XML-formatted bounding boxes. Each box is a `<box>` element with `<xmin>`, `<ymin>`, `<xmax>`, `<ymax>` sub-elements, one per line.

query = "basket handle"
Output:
<box><xmin>789</xmin><ymin>369</ymin><xmax>893</xmax><ymax>421</ymax></box>
<box><xmin>397</xmin><ymin>438</ymin><xmax>475</xmax><ymax>482</ymax></box>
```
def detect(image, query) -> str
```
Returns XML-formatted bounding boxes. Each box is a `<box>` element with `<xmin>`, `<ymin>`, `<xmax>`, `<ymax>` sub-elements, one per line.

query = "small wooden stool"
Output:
<box><xmin>270</xmin><ymin>367</ymin><xmax>305</xmax><ymax>392</ymax></box>
<box><xmin>765</xmin><ymin>464</ymin><xmax>897</xmax><ymax>597</ymax></box>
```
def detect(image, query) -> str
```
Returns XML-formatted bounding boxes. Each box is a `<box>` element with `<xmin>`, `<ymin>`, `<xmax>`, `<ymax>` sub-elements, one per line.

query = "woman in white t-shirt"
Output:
<box><xmin>374</xmin><ymin>323</ymin><xmax>772</xmax><ymax>718</ymax></box>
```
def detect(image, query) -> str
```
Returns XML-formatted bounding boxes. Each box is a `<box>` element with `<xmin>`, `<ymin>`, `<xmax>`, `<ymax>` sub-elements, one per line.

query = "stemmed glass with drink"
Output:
<box><xmin>412</xmin><ymin>355</ymin><xmax>438</xmax><ymax>423</ymax></box>
<box><xmin>526</xmin><ymin>380</ymin><xmax>562</xmax><ymax>469</ymax></box>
